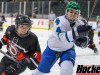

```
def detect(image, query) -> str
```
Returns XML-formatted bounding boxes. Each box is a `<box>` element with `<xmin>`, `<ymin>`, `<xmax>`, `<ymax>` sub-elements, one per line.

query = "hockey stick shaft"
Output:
<box><xmin>0</xmin><ymin>49</ymin><xmax>19</xmax><ymax>63</ymax></box>
<box><xmin>87</xmin><ymin>0</ymin><xmax>98</xmax><ymax>22</ymax></box>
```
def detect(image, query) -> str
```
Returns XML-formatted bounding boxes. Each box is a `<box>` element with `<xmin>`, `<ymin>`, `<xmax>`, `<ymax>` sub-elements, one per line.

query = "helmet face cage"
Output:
<box><xmin>15</xmin><ymin>15</ymin><xmax>32</xmax><ymax>29</ymax></box>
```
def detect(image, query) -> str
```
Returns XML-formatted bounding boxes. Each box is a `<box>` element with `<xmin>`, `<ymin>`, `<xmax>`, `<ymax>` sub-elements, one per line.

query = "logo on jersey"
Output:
<box><xmin>76</xmin><ymin>65</ymin><xmax>100</xmax><ymax>75</ymax></box>
<box><xmin>8</xmin><ymin>41</ymin><xmax>19</xmax><ymax>56</ymax></box>
<box><xmin>8</xmin><ymin>40</ymin><xmax>28</xmax><ymax>57</ymax></box>
<box><xmin>12</xmin><ymin>37</ymin><xmax>18</xmax><ymax>43</ymax></box>
<box><xmin>55</xmin><ymin>18</ymin><xmax>60</xmax><ymax>25</ymax></box>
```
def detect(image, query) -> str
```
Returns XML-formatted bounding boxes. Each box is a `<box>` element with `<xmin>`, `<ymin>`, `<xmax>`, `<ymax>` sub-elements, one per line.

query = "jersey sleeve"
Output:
<box><xmin>28</xmin><ymin>34</ymin><xmax>42</xmax><ymax>70</ymax></box>
<box><xmin>30</xmin><ymin>36</ymin><xmax>41</xmax><ymax>62</ymax></box>
<box><xmin>0</xmin><ymin>25</ymin><xmax>15</xmax><ymax>45</ymax></box>
<box><xmin>53</xmin><ymin>18</ymin><xmax>74</xmax><ymax>43</ymax></box>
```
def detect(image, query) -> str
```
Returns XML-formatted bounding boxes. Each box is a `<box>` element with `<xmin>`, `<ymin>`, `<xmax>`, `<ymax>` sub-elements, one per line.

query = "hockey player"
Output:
<box><xmin>79</xmin><ymin>17</ymin><xmax>98</xmax><ymax>53</ymax></box>
<box><xmin>0</xmin><ymin>15</ymin><xmax>6</xmax><ymax>31</ymax></box>
<box><xmin>88</xmin><ymin>25</ymin><xmax>98</xmax><ymax>53</ymax></box>
<box><xmin>48</xmin><ymin>10</ymin><xmax>56</xmax><ymax>30</ymax></box>
<box><xmin>96</xmin><ymin>15</ymin><xmax>100</xmax><ymax>44</ymax></box>
<box><xmin>0</xmin><ymin>15</ymin><xmax>42</xmax><ymax>75</ymax></box>
<box><xmin>32</xmin><ymin>1</ymin><xmax>92</xmax><ymax>75</ymax></box>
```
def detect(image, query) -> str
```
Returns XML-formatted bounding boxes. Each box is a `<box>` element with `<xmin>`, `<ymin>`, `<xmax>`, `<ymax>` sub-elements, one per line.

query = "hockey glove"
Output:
<box><xmin>1</xmin><ymin>57</ymin><xmax>40</xmax><ymax>75</ymax></box>
<box><xmin>17</xmin><ymin>58</ymin><xmax>31</xmax><ymax>69</ymax></box>
<box><xmin>28</xmin><ymin>52</ymin><xmax>42</xmax><ymax>70</ymax></box>
<box><xmin>72</xmin><ymin>25</ymin><xmax>92</xmax><ymax>39</ymax></box>
<box><xmin>1</xmin><ymin>58</ymin><xmax>31</xmax><ymax>75</ymax></box>
<box><xmin>2</xmin><ymin>64</ymin><xmax>18</xmax><ymax>75</ymax></box>
<box><xmin>75</xmin><ymin>36</ymin><xmax>89</xmax><ymax>48</ymax></box>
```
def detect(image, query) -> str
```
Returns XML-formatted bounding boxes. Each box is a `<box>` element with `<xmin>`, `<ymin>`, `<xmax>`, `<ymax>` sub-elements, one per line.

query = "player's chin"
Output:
<box><xmin>69</xmin><ymin>17</ymin><xmax>75</xmax><ymax>20</ymax></box>
<box><xmin>21</xmin><ymin>33</ymin><xmax>27</xmax><ymax>35</ymax></box>
<box><xmin>21</xmin><ymin>32</ymin><xmax>27</xmax><ymax>35</ymax></box>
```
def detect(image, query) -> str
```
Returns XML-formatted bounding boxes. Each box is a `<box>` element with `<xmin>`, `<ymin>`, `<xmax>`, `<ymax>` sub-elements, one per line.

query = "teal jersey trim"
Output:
<box><xmin>65</xmin><ymin>32</ymin><xmax>70</xmax><ymax>42</ymax></box>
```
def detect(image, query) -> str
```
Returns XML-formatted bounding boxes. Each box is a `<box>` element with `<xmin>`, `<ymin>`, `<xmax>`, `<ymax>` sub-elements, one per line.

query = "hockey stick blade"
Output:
<box><xmin>0</xmin><ymin>49</ymin><xmax>19</xmax><ymax>63</ymax></box>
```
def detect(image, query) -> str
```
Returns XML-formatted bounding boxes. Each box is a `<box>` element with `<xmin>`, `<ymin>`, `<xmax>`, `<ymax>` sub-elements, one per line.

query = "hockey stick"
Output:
<box><xmin>87</xmin><ymin>0</ymin><xmax>98</xmax><ymax>23</ymax></box>
<box><xmin>0</xmin><ymin>49</ymin><xmax>19</xmax><ymax>63</ymax></box>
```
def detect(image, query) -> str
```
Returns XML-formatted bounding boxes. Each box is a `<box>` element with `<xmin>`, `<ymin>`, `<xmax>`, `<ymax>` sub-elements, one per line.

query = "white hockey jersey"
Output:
<box><xmin>47</xmin><ymin>15</ymin><xmax>84</xmax><ymax>52</ymax></box>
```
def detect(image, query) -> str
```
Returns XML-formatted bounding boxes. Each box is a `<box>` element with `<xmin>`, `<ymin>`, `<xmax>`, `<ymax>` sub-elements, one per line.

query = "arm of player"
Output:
<box><xmin>27</xmin><ymin>35</ymin><xmax>42</xmax><ymax>70</ymax></box>
<box><xmin>29</xmin><ymin>52</ymin><xmax>42</xmax><ymax>69</ymax></box>
<box><xmin>0</xmin><ymin>35</ymin><xmax>8</xmax><ymax>45</ymax></box>
<box><xmin>53</xmin><ymin>18</ymin><xmax>74</xmax><ymax>43</ymax></box>
<box><xmin>0</xmin><ymin>26</ymin><xmax>14</xmax><ymax>46</ymax></box>
<box><xmin>29</xmin><ymin>34</ymin><xmax>41</xmax><ymax>67</ymax></box>
<box><xmin>1</xmin><ymin>51</ymin><xmax>42</xmax><ymax>75</ymax></box>
<box><xmin>18</xmin><ymin>34</ymin><xmax>42</xmax><ymax>70</ymax></box>
<box><xmin>55</xmin><ymin>25</ymin><xmax>92</xmax><ymax>42</ymax></box>
<box><xmin>17</xmin><ymin>51</ymin><xmax>41</xmax><ymax>70</ymax></box>
<box><xmin>0</xmin><ymin>31</ymin><xmax>9</xmax><ymax>49</ymax></box>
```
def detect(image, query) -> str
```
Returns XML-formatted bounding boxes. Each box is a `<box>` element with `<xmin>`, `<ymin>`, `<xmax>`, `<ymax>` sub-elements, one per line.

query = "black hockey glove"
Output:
<box><xmin>17</xmin><ymin>58</ymin><xmax>31</xmax><ymax>69</ymax></box>
<box><xmin>1</xmin><ymin>58</ymin><xmax>31</xmax><ymax>75</ymax></box>
<box><xmin>28</xmin><ymin>57</ymin><xmax>39</xmax><ymax>70</ymax></box>
<box><xmin>75</xmin><ymin>36</ymin><xmax>90</xmax><ymax>48</ymax></box>
<box><xmin>72</xmin><ymin>25</ymin><xmax>92</xmax><ymax>39</ymax></box>
<box><xmin>2</xmin><ymin>64</ymin><xmax>18</xmax><ymax>75</ymax></box>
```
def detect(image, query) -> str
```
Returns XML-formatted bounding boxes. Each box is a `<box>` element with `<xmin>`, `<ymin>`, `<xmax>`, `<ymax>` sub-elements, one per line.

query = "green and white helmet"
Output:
<box><xmin>65</xmin><ymin>1</ymin><xmax>80</xmax><ymax>11</ymax></box>
<box><xmin>65</xmin><ymin>1</ymin><xmax>80</xmax><ymax>23</ymax></box>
